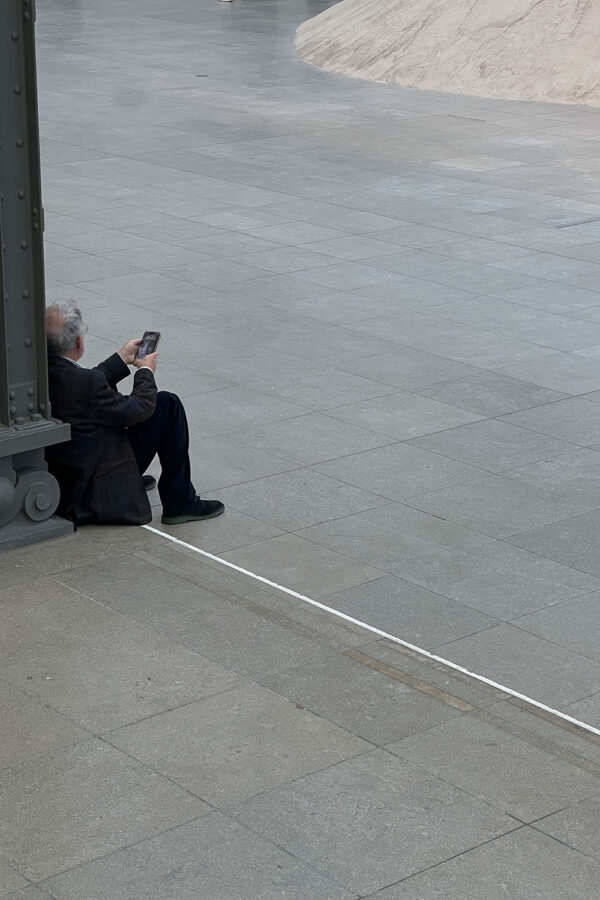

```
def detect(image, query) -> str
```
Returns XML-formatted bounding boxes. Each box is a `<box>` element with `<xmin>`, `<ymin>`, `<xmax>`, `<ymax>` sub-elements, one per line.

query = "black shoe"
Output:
<box><xmin>161</xmin><ymin>498</ymin><xmax>225</xmax><ymax>525</ymax></box>
<box><xmin>142</xmin><ymin>475</ymin><xmax>157</xmax><ymax>492</ymax></box>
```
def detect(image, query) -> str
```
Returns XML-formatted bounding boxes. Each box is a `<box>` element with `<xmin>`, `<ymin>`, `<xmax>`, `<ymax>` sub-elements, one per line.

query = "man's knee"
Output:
<box><xmin>156</xmin><ymin>390</ymin><xmax>186</xmax><ymax>423</ymax></box>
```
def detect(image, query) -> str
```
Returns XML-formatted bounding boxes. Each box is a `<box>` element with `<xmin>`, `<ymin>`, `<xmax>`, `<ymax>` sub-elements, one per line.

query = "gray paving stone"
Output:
<box><xmin>322</xmin><ymin>575</ymin><xmax>497</xmax><ymax>648</ymax></box>
<box><xmin>324</xmin><ymin>391</ymin><xmax>483</xmax><ymax>441</ymax></box>
<box><xmin>0</xmin><ymin>681</ymin><xmax>90</xmax><ymax>770</ymax></box>
<box><xmin>436</xmin><ymin>296</ymin><xmax>600</xmax><ymax>350</ymax></box>
<box><xmin>312</xmin><ymin>442</ymin><xmax>487</xmax><ymax>501</ymax></box>
<box><xmin>262</xmin><ymin>650</ymin><xmax>464</xmax><ymax>745</ymax></box>
<box><xmin>507</xmin><ymin>508</ymin><xmax>600</xmax><ymax>578</ymax></box>
<box><xmin>37</xmin><ymin>814</ymin><xmax>355</xmax><ymax>900</ymax></box>
<box><xmin>535</xmin><ymin>798</ymin><xmax>600</xmax><ymax>864</ymax></box>
<box><xmin>181</xmin><ymin>386</ymin><xmax>307</xmax><ymax>431</ymax></box>
<box><xmin>413</xmin><ymin>371</ymin><xmax>567</xmax><ymax>415</ymax></box>
<box><xmin>186</xmin><ymin>431</ymin><xmax>297</xmax><ymax>490</ymax></box>
<box><xmin>146</xmin><ymin>583</ymin><xmax>360</xmax><ymax>681</ymax></box>
<box><xmin>408</xmin><ymin>473</ymin><xmax>593</xmax><ymax>539</ymax></box>
<box><xmin>399</xmin><ymin>539</ymin><xmax>600</xmax><ymax>620</ymax></box>
<box><xmin>300</xmin><ymin>234</ymin><xmax>400</xmax><ymax>260</ymax></box>
<box><xmin>107</xmin><ymin>684</ymin><xmax>370</xmax><ymax>807</ymax></box>
<box><xmin>231</xmin><ymin>749</ymin><xmax>518</xmax><ymax>896</ymax></box>
<box><xmin>498</xmin><ymin>352</ymin><xmax>600</xmax><ymax>393</ymax></box>
<box><xmin>298</xmin><ymin>502</ymin><xmax>494</xmax><ymax>576</ymax></box>
<box><xmin>222</xmin><ymin>533</ymin><xmax>384</xmax><ymax>598</ymax></box>
<box><xmin>338</xmin><ymin>347</ymin><xmax>482</xmax><ymax>389</ymax></box>
<box><xmin>435</xmin><ymin>624</ymin><xmax>600</xmax><ymax>707</ymax></box>
<box><xmin>567</xmin><ymin>692</ymin><xmax>600</xmax><ymax>728</ymax></box>
<box><xmin>45</xmin><ymin>254</ymin><xmax>140</xmax><ymax>285</ymax></box>
<box><xmin>0</xmin><ymin>863</ymin><xmax>27</xmax><ymax>898</ymax></box>
<box><xmin>217</xmin><ymin>468</ymin><xmax>388</xmax><ymax>531</ymax></box>
<box><xmin>502</xmin><ymin>397</ymin><xmax>600</xmax><ymax>445</ymax></box>
<box><xmin>213</xmin><ymin>352</ymin><xmax>398</xmax><ymax>410</ymax></box>
<box><xmin>372</xmin><ymin>828</ymin><xmax>600</xmax><ymax>899</ymax></box>
<box><xmin>0</xmin><ymin>739</ymin><xmax>207</xmax><ymax>882</ymax></box>
<box><xmin>513</xmin><ymin>592</ymin><xmax>600</xmax><ymax>662</ymax></box>
<box><xmin>0</xmin><ymin>525</ymin><xmax>163</xmax><ymax>577</ymax></box>
<box><xmin>410</xmin><ymin>418</ymin><xmax>576</xmax><ymax>473</ymax></box>
<box><xmin>3</xmin><ymin>889</ymin><xmax>47</xmax><ymax>900</ymax></box>
<box><xmin>150</xmin><ymin>506</ymin><xmax>285</xmax><ymax>554</ymax></box>
<box><xmin>495</xmin><ymin>281</ymin><xmax>600</xmax><ymax>314</ymax></box>
<box><xmin>492</xmin><ymin>250</ymin><xmax>600</xmax><ymax>281</ymax></box>
<box><xmin>388</xmin><ymin>715</ymin><xmax>599</xmax><ymax>821</ymax></box>
<box><xmin>0</xmin><ymin>578</ymin><xmax>242</xmax><ymax>732</ymax></box>
<box><xmin>299</xmin><ymin>261</ymin><xmax>412</xmax><ymax>291</ymax></box>
<box><xmin>228</xmin><ymin>412</ymin><xmax>394</xmax><ymax>466</ymax></box>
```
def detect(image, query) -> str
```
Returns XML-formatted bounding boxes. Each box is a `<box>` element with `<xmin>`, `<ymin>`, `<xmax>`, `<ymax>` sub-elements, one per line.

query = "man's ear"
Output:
<box><xmin>75</xmin><ymin>333</ymin><xmax>85</xmax><ymax>355</ymax></box>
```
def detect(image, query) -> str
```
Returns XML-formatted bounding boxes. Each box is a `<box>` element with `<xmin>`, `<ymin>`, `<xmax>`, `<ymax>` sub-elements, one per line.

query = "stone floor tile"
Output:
<box><xmin>388</xmin><ymin>715</ymin><xmax>599</xmax><ymax>821</ymax></box>
<box><xmin>229</xmin><ymin>412</ymin><xmax>394</xmax><ymax>466</ymax></box>
<box><xmin>186</xmin><ymin>431</ymin><xmax>297</xmax><ymax>490</ymax></box>
<box><xmin>321</xmin><ymin>575</ymin><xmax>498</xmax><ymax>648</ymax></box>
<box><xmin>38</xmin><ymin>814</ymin><xmax>355</xmax><ymax>900</ymax></box>
<box><xmin>339</xmin><ymin>346</ymin><xmax>482</xmax><ymax>388</ymax></box>
<box><xmin>324</xmin><ymin>391</ymin><xmax>483</xmax><ymax>440</ymax></box>
<box><xmin>371</xmin><ymin>828</ymin><xmax>600</xmax><ymax>899</ymax></box>
<box><xmin>413</xmin><ymin>371</ymin><xmax>567</xmax><ymax>415</ymax></box>
<box><xmin>507</xmin><ymin>507</ymin><xmax>600</xmax><ymax>578</ymax></box>
<box><xmin>0</xmin><ymin>739</ymin><xmax>208</xmax><ymax>882</ymax></box>
<box><xmin>435</xmin><ymin>623</ymin><xmax>600</xmax><ymax>707</ymax></box>
<box><xmin>501</xmin><ymin>397</ymin><xmax>600</xmax><ymax>445</ymax></box>
<box><xmin>217</xmin><ymin>468</ymin><xmax>388</xmax><ymax>531</ymax></box>
<box><xmin>535</xmin><ymin>797</ymin><xmax>600</xmax><ymax>862</ymax></box>
<box><xmin>504</xmin><ymin>448</ymin><xmax>600</xmax><ymax>506</ymax></box>
<box><xmin>0</xmin><ymin>681</ymin><xmax>90</xmax><ymax>770</ymax></box>
<box><xmin>0</xmin><ymin>862</ymin><xmax>28</xmax><ymax>898</ymax></box>
<box><xmin>3</xmin><ymin>889</ymin><xmax>47</xmax><ymax>900</ymax></box>
<box><xmin>222</xmin><ymin>533</ymin><xmax>384</xmax><ymax>597</ymax></box>
<box><xmin>512</xmin><ymin>592</ymin><xmax>600</xmax><ymax>662</ymax></box>
<box><xmin>150</xmin><ymin>506</ymin><xmax>284</xmax><ymax>554</ymax></box>
<box><xmin>181</xmin><ymin>385</ymin><xmax>307</xmax><ymax>431</ymax></box>
<box><xmin>567</xmin><ymin>693</ymin><xmax>600</xmax><ymax>728</ymax></box>
<box><xmin>410</xmin><ymin>418</ymin><xmax>576</xmax><ymax>472</ymax></box>
<box><xmin>498</xmin><ymin>352</ymin><xmax>600</xmax><ymax>393</ymax></box>
<box><xmin>312</xmin><ymin>442</ymin><xmax>489</xmax><ymax>501</ymax></box>
<box><xmin>107</xmin><ymin>683</ymin><xmax>370</xmax><ymax>807</ymax></box>
<box><xmin>261</xmin><ymin>651</ymin><xmax>464</xmax><ymax>745</ymax></box>
<box><xmin>298</xmin><ymin>502</ymin><xmax>494</xmax><ymax>576</ymax></box>
<box><xmin>400</xmin><ymin>539</ymin><xmax>600</xmax><ymax>620</ymax></box>
<box><xmin>231</xmin><ymin>749</ymin><xmax>518</xmax><ymax>896</ymax></box>
<box><xmin>495</xmin><ymin>280</ymin><xmax>600</xmax><ymax>314</ymax></box>
<box><xmin>408</xmin><ymin>473</ymin><xmax>594</xmax><ymax>538</ymax></box>
<box><xmin>0</xmin><ymin>579</ymin><xmax>242</xmax><ymax>732</ymax></box>
<box><xmin>45</xmin><ymin>254</ymin><xmax>140</xmax><ymax>285</ymax></box>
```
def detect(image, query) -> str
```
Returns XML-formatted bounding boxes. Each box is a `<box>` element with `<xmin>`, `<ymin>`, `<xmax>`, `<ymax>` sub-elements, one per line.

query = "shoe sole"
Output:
<box><xmin>161</xmin><ymin>504</ymin><xmax>225</xmax><ymax>525</ymax></box>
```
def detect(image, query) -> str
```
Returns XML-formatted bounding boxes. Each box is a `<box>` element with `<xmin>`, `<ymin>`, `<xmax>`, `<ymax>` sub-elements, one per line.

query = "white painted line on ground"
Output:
<box><xmin>144</xmin><ymin>524</ymin><xmax>600</xmax><ymax>738</ymax></box>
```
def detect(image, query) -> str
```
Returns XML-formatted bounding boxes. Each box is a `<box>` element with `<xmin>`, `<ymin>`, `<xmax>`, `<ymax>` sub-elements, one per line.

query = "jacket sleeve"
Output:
<box><xmin>94</xmin><ymin>353</ymin><xmax>130</xmax><ymax>389</ymax></box>
<box><xmin>90</xmin><ymin>367</ymin><xmax>157</xmax><ymax>427</ymax></box>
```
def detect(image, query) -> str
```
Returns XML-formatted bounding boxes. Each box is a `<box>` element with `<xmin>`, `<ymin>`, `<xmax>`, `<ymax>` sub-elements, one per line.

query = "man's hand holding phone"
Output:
<box><xmin>134</xmin><ymin>351</ymin><xmax>158</xmax><ymax>373</ymax></box>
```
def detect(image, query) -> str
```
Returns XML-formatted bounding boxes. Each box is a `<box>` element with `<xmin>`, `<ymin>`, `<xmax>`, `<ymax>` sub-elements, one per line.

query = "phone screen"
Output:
<box><xmin>136</xmin><ymin>331</ymin><xmax>161</xmax><ymax>360</ymax></box>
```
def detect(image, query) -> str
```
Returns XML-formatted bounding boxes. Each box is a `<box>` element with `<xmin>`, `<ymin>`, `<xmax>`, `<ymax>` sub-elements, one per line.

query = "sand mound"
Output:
<box><xmin>296</xmin><ymin>0</ymin><xmax>600</xmax><ymax>106</ymax></box>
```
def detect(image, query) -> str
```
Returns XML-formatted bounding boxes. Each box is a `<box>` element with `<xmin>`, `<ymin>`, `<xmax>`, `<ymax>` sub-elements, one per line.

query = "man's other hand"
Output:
<box><xmin>134</xmin><ymin>352</ymin><xmax>158</xmax><ymax>373</ymax></box>
<box><xmin>118</xmin><ymin>339</ymin><xmax>142</xmax><ymax>365</ymax></box>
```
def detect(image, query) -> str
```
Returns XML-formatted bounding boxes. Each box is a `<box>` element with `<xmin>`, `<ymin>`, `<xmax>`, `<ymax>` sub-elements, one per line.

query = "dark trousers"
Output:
<box><xmin>127</xmin><ymin>391</ymin><xmax>196</xmax><ymax>514</ymax></box>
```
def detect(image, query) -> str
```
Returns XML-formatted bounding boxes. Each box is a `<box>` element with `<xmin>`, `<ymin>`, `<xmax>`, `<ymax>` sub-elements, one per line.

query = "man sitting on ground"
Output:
<box><xmin>45</xmin><ymin>299</ymin><xmax>224</xmax><ymax>526</ymax></box>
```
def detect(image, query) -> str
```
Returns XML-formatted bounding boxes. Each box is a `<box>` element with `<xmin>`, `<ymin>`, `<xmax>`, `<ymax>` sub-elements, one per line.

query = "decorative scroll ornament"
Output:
<box><xmin>0</xmin><ymin>469</ymin><xmax>60</xmax><ymax>527</ymax></box>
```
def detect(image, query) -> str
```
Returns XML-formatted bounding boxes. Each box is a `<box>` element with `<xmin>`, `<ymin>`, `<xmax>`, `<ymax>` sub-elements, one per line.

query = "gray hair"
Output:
<box><xmin>46</xmin><ymin>299</ymin><xmax>87</xmax><ymax>357</ymax></box>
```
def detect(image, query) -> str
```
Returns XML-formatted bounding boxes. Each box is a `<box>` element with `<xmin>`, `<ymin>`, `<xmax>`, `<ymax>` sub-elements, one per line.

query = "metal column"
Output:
<box><xmin>0</xmin><ymin>0</ymin><xmax>73</xmax><ymax>549</ymax></box>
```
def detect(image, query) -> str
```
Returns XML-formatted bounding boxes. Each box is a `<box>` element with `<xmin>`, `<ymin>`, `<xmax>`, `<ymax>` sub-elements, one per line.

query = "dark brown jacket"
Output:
<box><xmin>46</xmin><ymin>353</ymin><xmax>157</xmax><ymax>525</ymax></box>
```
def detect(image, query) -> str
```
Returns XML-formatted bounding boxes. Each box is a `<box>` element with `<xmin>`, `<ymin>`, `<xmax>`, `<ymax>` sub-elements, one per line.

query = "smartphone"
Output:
<box><xmin>136</xmin><ymin>331</ymin><xmax>161</xmax><ymax>360</ymax></box>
